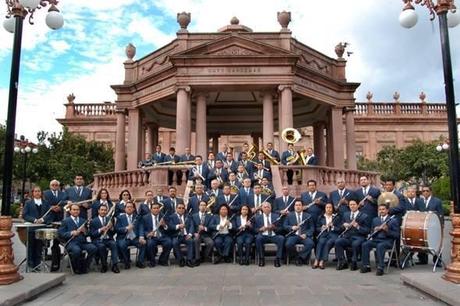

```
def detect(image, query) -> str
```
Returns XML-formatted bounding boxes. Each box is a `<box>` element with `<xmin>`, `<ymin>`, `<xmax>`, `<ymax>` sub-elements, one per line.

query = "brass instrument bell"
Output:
<box><xmin>377</xmin><ymin>192</ymin><xmax>399</xmax><ymax>208</ymax></box>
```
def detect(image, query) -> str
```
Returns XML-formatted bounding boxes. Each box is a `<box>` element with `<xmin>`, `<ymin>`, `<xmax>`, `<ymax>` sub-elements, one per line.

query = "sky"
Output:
<box><xmin>0</xmin><ymin>0</ymin><xmax>459</xmax><ymax>141</ymax></box>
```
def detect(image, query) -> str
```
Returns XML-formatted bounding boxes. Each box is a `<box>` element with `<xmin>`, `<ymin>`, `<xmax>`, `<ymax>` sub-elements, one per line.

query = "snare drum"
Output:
<box><xmin>35</xmin><ymin>228</ymin><xmax>58</xmax><ymax>241</ymax></box>
<box><xmin>401</xmin><ymin>211</ymin><xmax>442</xmax><ymax>252</ymax></box>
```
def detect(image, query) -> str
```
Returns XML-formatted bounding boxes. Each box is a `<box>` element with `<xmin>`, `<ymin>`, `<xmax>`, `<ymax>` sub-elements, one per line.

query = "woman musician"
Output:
<box><xmin>115</xmin><ymin>189</ymin><xmax>133</xmax><ymax>217</ymax></box>
<box><xmin>91</xmin><ymin>188</ymin><xmax>114</xmax><ymax>218</ymax></box>
<box><xmin>234</xmin><ymin>205</ymin><xmax>254</xmax><ymax>265</ymax></box>
<box><xmin>211</xmin><ymin>204</ymin><xmax>234</xmax><ymax>264</ymax></box>
<box><xmin>313</xmin><ymin>203</ymin><xmax>342</xmax><ymax>269</ymax></box>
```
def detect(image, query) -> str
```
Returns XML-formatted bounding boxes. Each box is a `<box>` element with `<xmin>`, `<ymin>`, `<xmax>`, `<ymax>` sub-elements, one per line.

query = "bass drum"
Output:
<box><xmin>401</xmin><ymin>211</ymin><xmax>442</xmax><ymax>252</ymax></box>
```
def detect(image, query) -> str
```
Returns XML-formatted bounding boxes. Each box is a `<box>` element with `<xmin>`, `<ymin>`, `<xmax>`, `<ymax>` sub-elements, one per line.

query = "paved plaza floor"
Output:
<box><xmin>12</xmin><ymin>222</ymin><xmax>453</xmax><ymax>306</ymax></box>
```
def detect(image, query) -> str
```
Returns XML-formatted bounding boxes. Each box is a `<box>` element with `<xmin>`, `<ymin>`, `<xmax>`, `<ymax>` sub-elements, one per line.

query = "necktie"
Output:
<box><xmin>339</xmin><ymin>190</ymin><xmax>343</xmax><ymax>198</ymax></box>
<box><xmin>103</xmin><ymin>217</ymin><xmax>106</xmax><ymax>225</ymax></box>
<box><xmin>246</xmin><ymin>188</ymin><xmax>249</xmax><ymax>195</ymax></box>
<box><xmin>180</xmin><ymin>216</ymin><xmax>186</xmax><ymax>235</ymax></box>
<box><xmin>200</xmin><ymin>213</ymin><xmax>205</xmax><ymax>225</ymax></box>
<box><xmin>284</xmin><ymin>196</ymin><xmax>287</xmax><ymax>205</ymax></box>
<box><xmin>226</xmin><ymin>196</ymin><xmax>229</xmax><ymax>203</ymax></box>
<box><xmin>425</xmin><ymin>198</ymin><xmax>428</xmax><ymax>208</ymax></box>
<box><xmin>381</xmin><ymin>217</ymin><xmax>384</xmax><ymax>222</ymax></box>
<box><xmin>351</xmin><ymin>213</ymin><xmax>355</xmax><ymax>221</ymax></box>
<box><xmin>267</xmin><ymin>215</ymin><xmax>273</xmax><ymax>236</ymax></box>
<box><xmin>257</xmin><ymin>195</ymin><xmax>260</xmax><ymax>207</ymax></box>
<box><xmin>198</xmin><ymin>195</ymin><xmax>201</xmax><ymax>201</ymax></box>
<box><xmin>363</xmin><ymin>188</ymin><xmax>367</xmax><ymax>196</ymax></box>
<box><xmin>172</xmin><ymin>198</ymin><xmax>176</xmax><ymax>211</ymax></box>
<box><xmin>74</xmin><ymin>217</ymin><xmax>79</xmax><ymax>226</ymax></box>
<box><xmin>297</xmin><ymin>213</ymin><xmax>302</xmax><ymax>225</ymax></box>
<box><xmin>54</xmin><ymin>190</ymin><xmax>58</xmax><ymax>198</ymax></box>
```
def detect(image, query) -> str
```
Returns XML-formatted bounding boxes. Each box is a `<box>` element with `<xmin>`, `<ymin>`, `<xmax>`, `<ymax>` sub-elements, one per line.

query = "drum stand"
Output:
<box><xmin>401</xmin><ymin>246</ymin><xmax>445</xmax><ymax>272</ymax></box>
<box><xmin>32</xmin><ymin>239</ymin><xmax>52</xmax><ymax>273</ymax></box>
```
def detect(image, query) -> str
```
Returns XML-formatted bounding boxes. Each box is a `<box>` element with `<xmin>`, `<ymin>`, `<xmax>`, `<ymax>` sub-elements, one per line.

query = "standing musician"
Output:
<box><xmin>253</xmin><ymin>162</ymin><xmax>272</xmax><ymax>185</ymax></box>
<box><xmin>138</xmin><ymin>190</ymin><xmax>156</xmax><ymax>216</ymax></box>
<box><xmin>274</xmin><ymin>186</ymin><xmax>296</xmax><ymax>215</ymax></box>
<box><xmin>405</xmin><ymin>186</ymin><xmax>423</xmax><ymax>211</ymax></box>
<box><xmin>329</xmin><ymin>178</ymin><xmax>353</xmax><ymax>217</ymax></box>
<box><xmin>383</xmin><ymin>179</ymin><xmax>407</xmax><ymax>224</ymax></box>
<box><xmin>303</xmin><ymin>147</ymin><xmax>318</xmax><ymax>165</ymax></box>
<box><xmin>238</xmin><ymin>143</ymin><xmax>250</xmax><ymax>161</ymax></box>
<box><xmin>216</xmin><ymin>184</ymin><xmax>240</xmax><ymax>215</ymax></box>
<box><xmin>207</xmin><ymin>179</ymin><xmax>223</xmax><ymax>198</ymax></box>
<box><xmin>191</xmin><ymin>201</ymin><xmax>214</xmax><ymax>265</ymax></box>
<box><xmin>168</xmin><ymin>202</ymin><xmax>195</xmax><ymax>267</ymax></box>
<box><xmin>115</xmin><ymin>189</ymin><xmax>132</xmax><ymax>217</ymax></box>
<box><xmin>207</xmin><ymin>152</ymin><xmax>217</xmax><ymax>169</ymax></box>
<box><xmin>151</xmin><ymin>145</ymin><xmax>166</xmax><ymax>164</ymax></box>
<box><xmin>254</xmin><ymin>152</ymin><xmax>271</xmax><ymax>172</ymax></box>
<box><xmin>234</xmin><ymin>205</ymin><xmax>254</xmax><ymax>265</ymax></box>
<box><xmin>66</xmin><ymin>174</ymin><xmax>92</xmax><ymax>219</ymax></box>
<box><xmin>165</xmin><ymin>147</ymin><xmax>181</xmax><ymax>185</ymax></box>
<box><xmin>90</xmin><ymin>204</ymin><xmax>120</xmax><ymax>273</ymax></box>
<box><xmin>254</xmin><ymin>202</ymin><xmax>285</xmax><ymax>267</ymax></box>
<box><xmin>284</xmin><ymin>200</ymin><xmax>315</xmax><ymax>266</ymax></box>
<box><xmin>314</xmin><ymin>203</ymin><xmax>342</xmax><ymax>269</ymax></box>
<box><xmin>239</xmin><ymin>178</ymin><xmax>254</xmax><ymax>205</ymax></box>
<box><xmin>188</xmin><ymin>155</ymin><xmax>209</xmax><ymax>187</ymax></box>
<box><xmin>58</xmin><ymin>204</ymin><xmax>97</xmax><ymax>274</ymax></box>
<box><xmin>208</xmin><ymin>160</ymin><xmax>228</xmax><ymax>186</ymax></box>
<box><xmin>265</xmin><ymin>142</ymin><xmax>280</xmax><ymax>163</ymax></box>
<box><xmin>91</xmin><ymin>188</ymin><xmax>113</xmax><ymax>218</ymax></box>
<box><xmin>228</xmin><ymin>172</ymin><xmax>242</xmax><ymax>190</ymax></box>
<box><xmin>211</xmin><ymin>204</ymin><xmax>234</xmax><ymax>264</ymax></box>
<box><xmin>187</xmin><ymin>184</ymin><xmax>209</xmax><ymax>215</ymax></box>
<box><xmin>239</xmin><ymin>152</ymin><xmax>254</xmax><ymax>178</ymax></box>
<box><xmin>360</xmin><ymin>203</ymin><xmax>400</xmax><ymax>276</ymax></box>
<box><xmin>153</xmin><ymin>187</ymin><xmax>168</xmax><ymax>205</ymax></box>
<box><xmin>235</xmin><ymin>164</ymin><xmax>249</xmax><ymax>185</ymax></box>
<box><xmin>281</xmin><ymin>143</ymin><xmax>297</xmax><ymax>185</ymax></box>
<box><xmin>23</xmin><ymin>186</ymin><xmax>53</xmax><ymax>270</ymax></box>
<box><xmin>355</xmin><ymin>175</ymin><xmax>381</xmax><ymax>222</ymax></box>
<box><xmin>139</xmin><ymin>202</ymin><xmax>172</xmax><ymax>267</ymax></box>
<box><xmin>162</xmin><ymin>186</ymin><xmax>185</xmax><ymax>220</ymax></box>
<box><xmin>335</xmin><ymin>200</ymin><xmax>370</xmax><ymax>271</ymax></box>
<box><xmin>115</xmin><ymin>201</ymin><xmax>146</xmax><ymax>269</ymax></box>
<box><xmin>248</xmin><ymin>184</ymin><xmax>272</xmax><ymax>214</ymax></box>
<box><xmin>43</xmin><ymin>179</ymin><xmax>67</xmax><ymax>271</ymax></box>
<box><xmin>216</xmin><ymin>144</ymin><xmax>229</xmax><ymax>161</ymax></box>
<box><xmin>223</xmin><ymin>152</ymin><xmax>238</xmax><ymax>173</ymax></box>
<box><xmin>300</xmin><ymin>180</ymin><xmax>328</xmax><ymax>222</ymax></box>
<box><xmin>260</xmin><ymin>177</ymin><xmax>275</xmax><ymax>197</ymax></box>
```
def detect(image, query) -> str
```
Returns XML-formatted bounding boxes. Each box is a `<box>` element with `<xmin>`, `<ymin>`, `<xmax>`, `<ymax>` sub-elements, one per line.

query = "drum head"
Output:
<box><xmin>425</xmin><ymin>213</ymin><xmax>442</xmax><ymax>252</ymax></box>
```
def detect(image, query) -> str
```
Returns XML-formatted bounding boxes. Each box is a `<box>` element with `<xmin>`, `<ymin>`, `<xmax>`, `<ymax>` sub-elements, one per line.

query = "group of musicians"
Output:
<box><xmin>22</xmin><ymin>142</ymin><xmax>444</xmax><ymax>276</ymax></box>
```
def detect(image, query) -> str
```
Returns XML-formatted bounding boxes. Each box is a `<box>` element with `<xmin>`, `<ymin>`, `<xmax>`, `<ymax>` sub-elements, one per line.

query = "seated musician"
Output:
<box><xmin>23</xmin><ymin>186</ymin><xmax>53</xmax><ymax>270</ymax></box>
<box><xmin>314</xmin><ymin>203</ymin><xmax>342</xmax><ymax>269</ymax></box>
<box><xmin>90</xmin><ymin>204</ymin><xmax>120</xmax><ymax>273</ymax></box>
<box><xmin>115</xmin><ymin>189</ymin><xmax>132</xmax><ymax>216</ymax></box>
<box><xmin>154</xmin><ymin>187</ymin><xmax>168</xmax><ymax>205</ymax></box>
<box><xmin>224</xmin><ymin>152</ymin><xmax>238</xmax><ymax>174</ymax></box>
<box><xmin>191</xmin><ymin>200</ymin><xmax>214</xmax><ymax>265</ymax></box>
<box><xmin>216</xmin><ymin>184</ymin><xmax>240</xmax><ymax>215</ymax></box>
<box><xmin>234</xmin><ymin>205</ymin><xmax>254</xmax><ymax>265</ymax></box>
<box><xmin>207</xmin><ymin>179</ymin><xmax>222</xmax><ymax>198</ymax></box>
<box><xmin>284</xmin><ymin>200</ymin><xmax>315</xmax><ymax>266</ymax></box>
<box><xmin>43</xmin><ymin>179</ymin><xmax>67</xmax><ymax>271</ymax></box>
<box><xmin>58</xmin><ymin>204</ymin><xmax>97</xmax><ymax>274</ymax></box>
<box><xmin>188</xmin><ymin>184</ymin><xmax>209</xmax><ymax>215</ymax></box>
<box><xmin>235</xmin><ymin>164</ymin><xmax>249</xmax><ymax>185</ymax></box>
<box><xmin>91</xmin><ymin>188</ymin><xmax>113</xmax><ymax>218</ymax></box>
<box><xmin>361</xmin><ymin>203</ymin><xmax>400</xmax><ymax>276</ymax></box>
<box><xmin>300</xmin><ymin>179</ymin><xmax>328</xmax><ymax>222</ymax></box>
<box><xmin>260</xmin><ymin>177</ymin><xmax>275</xmax><ymax>197</ymax></box>
<box><xmin>168</xmin><ymin>202</ymin><xmax>195</xmax><ymax>267</ymax></box>
<box><xmin>335</xmin><ymin>200</ymin><xmax>370</xmax><ymax>271</ymax></box>
<box><xmin>138</xmin><ymin>190</ymin><xmax>155</xmax><ymax>217</ymax></box>
<box><xmin>239</xmin><ymin>152</ymin><xmax>254</xmax><ymax>178</ymax></box>
<box><xmin>254</xmin><ymin>202</ymin><xmax>285</xmax><ymax>267</ymax></box>
<box><xmin>255</xmin><ymin>152</ymin><xmax>271</xmax><ymax>172</ymax></box>
<box><xmin>253</xmin><ymin>162</ymin><xmax>271</xmax><ymax>185</ymax></box>
<box><xmin>210</xmin><ymin>204</ymin><xmax>234</xmax><ymax>264</ymax></box>
<box><xmin>139</xmin><ymin>202</ymin><xmax>172</xmax><ymax>267</ymax></box>
<box><xmin>115</xmin><ymin>201</ymin><xmax>146</xmax><ymax>269</ymax></box>
<box><xmin>329</xmin><ymin>178</ymin><xmax>353</xmax><ymax>217</ymax></box>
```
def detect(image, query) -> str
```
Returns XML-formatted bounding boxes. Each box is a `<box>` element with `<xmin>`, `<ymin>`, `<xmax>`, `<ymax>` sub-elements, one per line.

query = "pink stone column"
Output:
<box><xmin>115</xmin><ymin>109</ymin><xmax>126</xmax><ymax>171</ymax></box>
<box><xmin>145</xmin><ymin>124</ymin><xmax>154</xmax><ymax>159</ymax></box>
<box><xmin>175</xmin><ymin>86</ymin><xmax>191</xmax><ymax>154</ymax></box>
<box><xmin>278</xmin><ymin>85</ymin><xmax>293</xmax><ymax>153</ymax></box>
<box><xmin>345</xmin><ymin>108</ymin><xmax>357</xmax><ymax>170</ymax></box>
<box><xmin>127</xmin><ymin>108</ymin><xmax>142</xmax><ymax>170</ymax></box>
<box><xmin>328</xmin><ymin>107</ymin><xmax>345</xmax><ymax>169</ymax></box>
<box><xmin>195</xmin><ymin>93</ymin><xmax>207</xmax><ymax>158</ymax></box>
<box><xmin>313</xmin><ymin>122</ymin><xmax>326</xmax><ymax>166</ymax></box>
<box><xmin>262</xmin><ymin>92</ymin><xmax>274</xmax><ymax>146</ymax></box>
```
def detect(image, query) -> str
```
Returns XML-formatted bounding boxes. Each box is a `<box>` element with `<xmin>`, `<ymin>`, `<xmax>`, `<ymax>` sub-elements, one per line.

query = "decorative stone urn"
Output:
<box><xmin>366</xmin><ymin>91</ymin><xmax>373</xmax><ymax>102</ymax></box>
<box><xmin>419</xmin><ymin>91</ymin><xmax>426</xmax><ymax>102</ymax></box>
<box><xmin>177</xmin><ymin>12</ymin><xmax>191</xmax><ymax>30</ymax></box>
<box><xmin>277</xmin><ymin>11</ymin><xmax>291</xmax><ymax>29</ymax></box>
<box><xmin>393</xmin><ymin>91</ymin><xmax>400</xmax><ymax>102</ymax></box>
<box><xmin>125</xmin><ymin>43</ymin><xmax>136</xmax><ymax>61</ymax></box>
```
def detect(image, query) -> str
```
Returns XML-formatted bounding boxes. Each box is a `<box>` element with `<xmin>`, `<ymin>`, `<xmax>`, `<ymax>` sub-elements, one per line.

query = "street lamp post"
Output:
<box><xmin>14</xmin><ymin>135</ymin><xmax>38</xmax><ymax>204</ymax></box>
<box><xmin>0</xmin><ymin>0</ymin><xmax>63</xmax><ymax>285</ymax></box>
<box><xmin>399</xmin><ymin>0</ymin><xmax>460</xmax><ymax>284</ymax></box>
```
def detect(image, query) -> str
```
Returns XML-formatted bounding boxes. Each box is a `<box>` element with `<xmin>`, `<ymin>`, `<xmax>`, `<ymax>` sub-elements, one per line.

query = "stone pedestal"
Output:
<box><xmin>0</xmin><ymin>216</ymin><xmax>22</xmax><ymax>285</ymax></box>
<box><xmin>443</xmin><ymin>212</ymin><xmax>460</xmax><ymax>283</ymax></box>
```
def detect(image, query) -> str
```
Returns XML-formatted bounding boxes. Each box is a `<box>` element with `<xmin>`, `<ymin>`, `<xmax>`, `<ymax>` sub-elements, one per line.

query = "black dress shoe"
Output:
<box><xmin>296</xmin><ymin>258</ymin><xmax>303</xmax><ymax>267</ymax></box>
<box><xmin>101</xmin><ymin>264</ymin><xmax>108</xmax><ymax>273</ymax></box>
<box><xmin>274</xmin><ymin>258</ymin><xmax>281</xmax><ymax>268</ymax></box>
<box><xmin>360</xmin><ymin>266</ymin><xmax>371</xmax><ymax>273</ymax></box>
<box><xmin>148</xmin><ymin>261</ymin><xmax>156</xmax><ymax>268</ymax></box>
<box><xmin>136</xmin><ymin>262</ymin><xmax>146</xmax><ymax>269</ymax></box>
<box><xmin>179</xmin><ymin>259</ymin><xmax>186</xmax><ymax>267</ymax></box>
<box><xmin>336</xmin><ymin>262</ymin><xmax>349</xmax><ymax>270</ymax></box>
<box><xmin>224</xmin><ymin>257</ymin><xmax>232</xmax><ymax>263</ymax></box>
<box><xmin>158</xmin><ymin>261</ymin><xmax>169</xmax><ymax>266</ymax></box>
<box><xmin>416</xmin><ymin>261</ymin><xmax>428</xmax><ymax>265</ymax></box>
<box><xmin>125</xmin><ymin>262</ymin><xmax>131</xmax><ymax>270</ymax></box>
<box><xmin>112</xmin><ymin>264</ymin><xmax>120</xmax><ymax>273</ymax></box>
<box><xmin>350</xmin><ymin>262</ymin><xmax>358</xmax><ymax>271</ymax></box>
<box><xmin>376</xmin><ymin>269</ymin><xmax>384</xmax><ymax>276</ymax></box>
<box><xmin>245</xmin><ymin>258</ymin><xmax>250</xmax><ymax>265</ymax></box>
<box><xmin>259</xmin><ymin>258</ymin><xmax>265</xmax><ymax>267</ymax></box>
<box><xmin>186</xmin><ymin>260</ymin><xmax>195</xmax><ymax>268</ymax></box>
<box><xmin>194</xmin><ymin>260</ymin><xmax>200</xmax><ymax>267</ymax></box>
<box><xmin>214</xmin><ymin>256</ymin><xmax>222</xmax><ymax>264</ymax></box>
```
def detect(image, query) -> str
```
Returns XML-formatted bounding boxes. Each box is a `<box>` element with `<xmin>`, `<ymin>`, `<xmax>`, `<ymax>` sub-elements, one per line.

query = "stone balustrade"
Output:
<box><xmin>65</xmin><ymin>102</ymin><xmax>117</xmax><ymax>118</ymax></box>
<box><xmin>354</xmin><ymin>102</ymin><xmax>446</xmax><ymax>117</ymax></box>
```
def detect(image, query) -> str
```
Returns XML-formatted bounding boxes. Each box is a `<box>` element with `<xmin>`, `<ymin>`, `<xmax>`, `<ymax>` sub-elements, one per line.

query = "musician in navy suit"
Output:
<box><xmin>191</xmin><ymin>201</ymin><xmax>215</xmax><ymax>264</ymax></box>
<box><xmin>137</xmin><ymin>190</ymin><xmax>156</xmax><ymax>217</ymax></box>
<box><xmin>115</xmin><ymin>189</ymin><xmax>132</xmax><ymax>217</ymax></box>
<box><xmin>210</xmin><ymin>204</ymin><xmax>234</xmax><ymax>264</ymax></box>
<box><xmin>383</xmin><ymin>179</ymin><xmax>407</xmax><ymax>224</ymax></box>
<box><xmin>23</xmin><ymin>186</ymin><xmax>53</xmax><ymax>270</ymax></box>
<box><xmin>216</xmin><ymin>144</ymin><xmax>229</xmax><ymax>161</ymax></box>
<box><xmin>180</xmin><ymin>147</ymin><xmax>195</xmax><ymax>164</ymax></box>
<box><xmin>418</xmin><ymin>186</ymin><xmax>444</xmax><ymax>265</ymax></box>
<box><xmin>284</xmin><ymin>200</ymin><xmax>315</xmax><ymax>266</ymax></box>
<box><xmin>254</xmin><ymin>202</ymin><xmax>285</xmax><ymax>267</ymax></box>
<box><xmin>165</xmin><ymin>147</ymin><xmax>182</xmax><ymax>185</ymax></box>
<box><xmin>66</xmin><ymin>175</ymin><xmax>93</xmax><ymax>219</ymax></box>
<box><xmin>239</xmin><ymin>152</ymin><xmax>254</xmax><ymax>178</ymax></box>
<box><xmin>314</xmin><ymin>203</ymin><xmax>343</xmax><ymax>269</ymax></box>
<box><xmin>43</xmin><ymin>180</ymin><xmax>67</xmax><ymax>271</ymax></box>
<box><xmin>265</xmin><ymin>142</ymin><xmax>280</xmax><ymax>163</ymax></box>
<box><xmin>208</xmin><ymin>160</ymin><xmax>229</xmax><ymax>186</ymax></box>
<box><xmin>91</xmin><ymin>188</ymin><xmax>114</xmax><ymax>218</ymax></box>
<box><xmin>254</xmin><ymin>152</ymin><xmax>272</xmax><ymax>172</ymax></box>
<box><xmin>168</xmin><ymin>203</ymin><xmax>195</xmax><ymax>267</ymax></box>
<box><xmin>207</xmin><ymin>179</ymin><xmax>223</xmax><ymax>199</ymax></box>
<box><xmin>223</xmin><ymin>153</ymin><xmax>238</xmax><ymax>174</ymax></box>
<box><xmin>153</xmin><ymin>187</ymin><xmax>169</xmax><ymax>205</ymax></box>
<box><xmin>335</xmin><ymin>200</ymin><xmax>370</xmax><ymax>271</ymax></box>
<box><xmin>162</xmin><ymin>186</ymin><xmax>185</xmax><ymax>219</ymax></box>
<box><xmin>234</xmin><ymin>205</ymin><xmax>254</xmax><ymax>265</ymax></box>
<box><xmin>361</xmin><ymin>203</ymin><xmax>400</xmax><ymax>276</ymax></box>
<box><xmin>304</xmin><ymin>147</ymin><xmax>318</xmax><ymax>165</ymax></box>
<box><xmin>281</xmin><ymin>143</ymin><xmax>296</xmax><ymax>185</ymax></box>
<box><xmin>405</xmin><ymin>186</ymin><xmax>423</xmax><ymax>211</ymax></box>
<box><xmin>216</xmin><ymin>184</ymin><xmax>240</xmax><ymax>215</ymax></box>
<box><xmin>252</xmin><ymin>162</ymin><xmax>272</xmax><ymax>184</ymax></box>
<box><xmin>115</xmin><ymin>201</ymin><xmax>146</xmax><ymax>269</ymax></box>
<box><xmin>90</xmin><ymin>204</ymin><xmax>120</xmax><ymax>273</ymax></box>
<box><xmin>300</xmin><ymin>180</ymin><xmax>328</xmax><ymax>222</ymax></box>
<box><xmin>239</xmin><ymin>178</ymin><xmax>254</xmax><ymax>205</ymax></box>
<box><xmin>329</xmin><ymin>178</ymin><xmax>353</xmax><ymax>217</ymax></box>
<box><xmin>273</xmin><ymin>186</ymin><xmax>296</xmax><ymax>214</ymax></box>
<box><xmin>188</xmin><ymin>155</ymin><xmax>209</xmax><ymax>186</ymax></box>
<box><xmin>247</xmin><ymin>184</ymin><xmax>273</xmax><ymax>213</ymax></box>
<box><xmin>355</xmin><ymin>175</ymin><xmax>381</xmax><ymax>222</ymax></box>
<box><xmin>235</xmin><ymin>165</ymin><xmax>250</xmax><ymax>186</ymax></box>
<box><xmin>43</xmin><ymin>179</ymin><xmax>67</xmax><ymax>222</ymax></box>
<box><xmin>187</xmin><ymin>184</ymin><xmax>209</xmax><ymax>214</ymax></box>
<box><xmin>58</xmin><ymin>204</ymin><xmax>97</xmax><ymax>274</ymax></box>
<box><xmin>150</xmin><ymin>145</ymin><xmax>166</xmax><ymax>164</ymax></box>
<box><xmin>227</xmin><ymin>172</ymin><xmax>242</xmax><ymax>190</ymax></box>
<box><xmin>139</xmin><ymin>202</ymin><xmax>172</xmax><ymax>267</ymax></box>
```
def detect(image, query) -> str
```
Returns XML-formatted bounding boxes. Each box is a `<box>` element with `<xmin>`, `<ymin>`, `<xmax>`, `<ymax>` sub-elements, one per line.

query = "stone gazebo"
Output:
<box><xmin>95</xmin><ymin>12</ymin><xmax>377</xmax><ymax>198</ymax></box>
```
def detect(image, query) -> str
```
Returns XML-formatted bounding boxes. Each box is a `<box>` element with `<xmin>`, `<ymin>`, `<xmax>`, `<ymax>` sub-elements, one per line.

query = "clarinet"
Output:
<box><xmin>285</xmin><ymin>215</ymin><xmax>311</xmax><ymax>237</ymax></box>
<box><xmin>316</xmin><ymin>214</ymin><xmax>339</xmax><ymax>239</ymax></box>
<box><xmin>212</xmin><ymin>214</ymin><xmax>236</xmax><ymax>239</ymax></box>
<box><xmin>366</xmin><ymin>215</ymin><xmax>395</xmax><ymax>240</ymax></box>
<box><xmin>64</xmin><ymin>219</ymin><xmax>89</xmax><ymax>248</ymax></box>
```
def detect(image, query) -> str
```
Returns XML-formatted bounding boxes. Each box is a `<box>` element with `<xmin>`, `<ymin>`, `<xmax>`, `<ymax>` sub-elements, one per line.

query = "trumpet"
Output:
<box><xmin>64</xmin><ymin>199</ymin><xmax>94</xmax><ymax>212</ymax></box>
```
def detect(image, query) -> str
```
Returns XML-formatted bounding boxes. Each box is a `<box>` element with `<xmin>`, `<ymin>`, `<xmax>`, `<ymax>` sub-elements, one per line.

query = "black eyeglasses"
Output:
<box><xmin>422</xmin><ymin>190</ymin><xmax>430</xmax><ymax>192</ymax></box>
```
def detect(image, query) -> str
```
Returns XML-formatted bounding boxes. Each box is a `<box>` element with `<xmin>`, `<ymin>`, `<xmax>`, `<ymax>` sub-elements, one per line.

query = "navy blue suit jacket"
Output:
<box><xmin>355</xmin><ymin>186</ymin><xmax>381</xmax><ymax>221</ymax></box>
<box><xmin>233</xmin><ymin>215</ymin><xmax>255</xmax><ymax>234</ymax></box>
<box><xmin>187</xmin><ymin>194</ymin><xmax>210</xmax><ymax>215</ymax></box>
<box><xmin>316</xmin><ymin>214</ymin><xmax>343</xmax><ymax>235</ymax></box>
<box><xmin>300</xmin><ymin>191</ymin><xmax>328</xmax><ymax>221</ymax></box>
<box><xmin>405</xmin><ymin>197</ymin><xmax>423</xmax><ymax>211</ymax></box>
<box><xmin>247</xmin><ymin>193</ymin><xmax>274</xmax><ymax>209</ymax></box>
<box><xmin>180</xmin><ymin>154</ymin><xmax>195</xmax><ymax>162</ymax></box>
<box><xmin>329</xmin><ymin>189</ymin><xmax>354</xmax><ymax>216</ymax></box>
<box><xmin>43</xmin><ymin>189</ymin><xmax>68</xmax><ymax>222</ymax></box>
<box><xmin>208</xmin><ymin>168</ymin><xmax>229</xmax><ymax>183</ymax></box>
<box><xmin>23</xmin><ymin>199</ymin><xmax>52</xmax><ymax>224</ymax></box>
<box><xmin>238</xmin><ymin>187</ymin><xmax>254</xmax><ymax>205</ymax></box>
<box><xmin>340</xmin><ymin>211</ymin><xmax>370</xmax><ymax>238</ymax></box>
<box><xmin>305</xmin><ymin>155</ymin><xmax>318</xmax><ymax>165</ymax></box>
<box><xmin>265</xmin><ymin>149</ymin><xmax>280</xmax><ymax>162</ymax></box>
<box><xmin>370</xmin><ymin>216</ymin><xmax>400</xmax><ymax>241</ymax></box>
<box><xmin>188</xmin><ymin>164</ymin><xmax>210</xmax><ymax>181</ymax></box>
<box><xmin>115</xmin><ymin>213</ymin><xmax>142</xmax><ymax>240</ymax></box>
<box><xmin>167</xmin><ymin>213</ymin><xmax>194</xmax><ymax>237</ymax></box>
<box><xmin>281</xmin><ymin>150</ymin><xmax>296</xmax><ymax>165</ymax></box>
<box><xmin>151</xmin><ymin>152</ymin><xmax>166</xmax><ymax>164</ymax></box>
<box><xmin>216</xmin><ymin>194</ymin><xmax>241</xmax><ymax>214</ymax></box>
<box><xmin>254</xmin><ymin>213</ymin><xmax>282</xmax><ymax>234</ymax></box>
<box><xmin>91</xmin><ymin>199</ymin><xmax>114</xmax><ymax>218</ymax></box>
<box><xmin>90</xmin><ymin>216</ymin><xmax>115</xmax><ymax>240</ymax></box>
<box><xmin>190</xmin><ymin>212</ymin><xmax>213</xmax><ymax>236</ymax></box>
<box><xmin>223</xmin><ymin>160</ymin><xmax>238</xmax><ymax>173</ymax></box>
<box><xmin>273</xmin><ymin>196</ymin><xmax>296</xmax><ymax>213</ymax></box>
<box><xmin>139</xmin><ymin>213</ymin><xmax>168</xmax><ymax>238</ymax></box>
<box><xmin>283</xmin><ymin>211</ymin><xmax>314</xmax><ymax>237</ymax></box>
<box><xmin>58</xmin><ymin>216</ymin><xmax>88</xmax><ymax>244</ymax></box>
<box><xmin>418</xmin><ymin>196</ymin><xmax>444</xmax><ymax>220</ymax></box>
<box><xmin>66</xmin><ymin>186</ymin><xmax>92</xmax><ymax>218</ymax></box>
<box><xmin>162</xmin><ymin>197</ymin><xmax>185</xmax><ymax>218</ymax></box>
<box><xmin>164</xmin><ymin>154</ymin><xmax>180</xmax><ymax>164</ymax></box>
